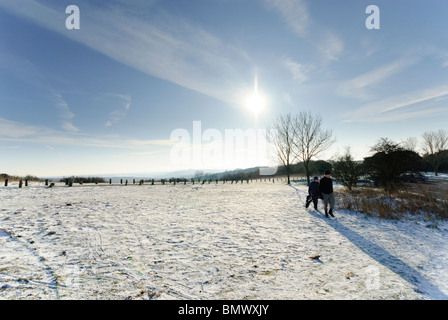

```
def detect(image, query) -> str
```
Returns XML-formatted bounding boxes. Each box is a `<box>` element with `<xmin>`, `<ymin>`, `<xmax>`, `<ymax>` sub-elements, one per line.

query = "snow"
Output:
<box><xmin>424</xmin><ymin>172</ymin><xmax>448</xmax><ymax>180</ymax></box>
<box><xmin>0</xmin><ymin>181</ymin><xmax>447</xmax><ymax>300</ymax></box>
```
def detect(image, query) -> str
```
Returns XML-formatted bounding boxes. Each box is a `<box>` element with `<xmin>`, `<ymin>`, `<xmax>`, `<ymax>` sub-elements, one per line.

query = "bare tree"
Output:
<box><xmin>266</xmin><ymin>113</ymin><xmax>299</xmax><ymax>184</ymax></box>
<box><xmin>422</xmin><ymin>130</ymin><xmax>448</xmax><ymax>176</ymax></box>
<box><xmin>294</xmin><ymin>111</ymin><xmax>335</xmax><ymax>185</ymax></box>
<box><xmin>402</xmin><ymin>137</ymin><xmax>418</xmax><ymax>152</ymax></box>
<box><xmin>332</xmin><ymin>147</ymin><xmax>365</xmax><ymax>191</ymax></box>
<box><xmin>194</xmin><ymin>170</ymin><xmax>204</xmax><ymax>182</ymax></box>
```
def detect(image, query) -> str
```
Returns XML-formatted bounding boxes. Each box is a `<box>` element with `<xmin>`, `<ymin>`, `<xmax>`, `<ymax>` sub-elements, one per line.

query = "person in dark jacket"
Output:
<box><xmin>319</xmin><ymin>170</ymin><xmax>335</xmax><ymax>218</ymax></box>
<box><xmin>306</xmin><ymin>176</ymin><xmax>320</xmax><ymax>210</ymax></box>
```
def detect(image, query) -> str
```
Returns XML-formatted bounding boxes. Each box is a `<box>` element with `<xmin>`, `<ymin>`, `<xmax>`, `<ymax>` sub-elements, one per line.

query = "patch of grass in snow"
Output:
<box><xmin>336</xmin><ymin>186</ymin><xmax>448</xmax><ymax>220</ymax></box>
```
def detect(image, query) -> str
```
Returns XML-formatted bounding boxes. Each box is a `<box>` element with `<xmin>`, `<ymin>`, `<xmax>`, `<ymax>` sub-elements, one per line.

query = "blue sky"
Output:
<box><xmin>1</xmin><ymin>0</ymin><xmax>448</xmax><ymax>177</ymax></box>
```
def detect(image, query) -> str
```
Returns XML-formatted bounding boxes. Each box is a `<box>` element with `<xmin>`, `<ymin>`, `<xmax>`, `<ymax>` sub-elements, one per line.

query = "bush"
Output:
<box><xmin>60</xmin><ymin>176</ymin><xmax>106</xmax><ymax>184</ymax></box>
<box><xmin>364</xmin><ymin>138</ymin><xmax>424</xmax><ymax>193</ymax></box>
<box><xmin>332</xmin><ymin>147</ymin><xmax>365</xmax><ymax>191</ymax></box>
<box><xmin>336</xmin><ymin>186</ymin><xmax>448</xmax><ymax>220</ymax></box>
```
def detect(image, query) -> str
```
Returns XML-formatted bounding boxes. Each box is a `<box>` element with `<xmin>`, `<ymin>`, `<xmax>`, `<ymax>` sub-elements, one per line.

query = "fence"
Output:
<box><xmin>2</xmin><ymin>176</ymin><xmax>306</xmax><ymax>189</ymax></box>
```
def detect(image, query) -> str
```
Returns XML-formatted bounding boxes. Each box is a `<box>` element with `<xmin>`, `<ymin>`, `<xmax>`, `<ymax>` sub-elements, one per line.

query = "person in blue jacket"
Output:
<box><xmin>306</xmin><ymin>176</ymin><xmax>320</xmax><ymax>210</ymax></box>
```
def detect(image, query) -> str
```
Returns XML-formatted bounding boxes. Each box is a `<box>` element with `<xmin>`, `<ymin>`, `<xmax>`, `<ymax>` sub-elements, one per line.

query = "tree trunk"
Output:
<box><xmin>303</xmin><ymin>161</ymin><xmax>311</xmax><ymax>185</ymax></box>
<box><xmin>286</xmin><ymin>165</ymin><xmax>291</xmax><ymax>184</ymax></box>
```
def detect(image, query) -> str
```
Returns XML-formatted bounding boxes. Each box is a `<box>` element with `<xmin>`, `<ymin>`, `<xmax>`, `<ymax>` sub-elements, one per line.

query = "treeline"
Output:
<box><xmin>0</xmin><ymin>173</ymin><xmax>42</xmax><ymax>182</ymax></box>
<box><xmin>331</xmin><ymin>138</ymin><xmax>448</xmax><ymax>193</ymax></box>
<box><xmin>276</xmin><ymin>160</ymin><xmax>332</xmax><ymax>177</ymax></box>
<box><xmin>422</xmin><ymin>150</ymin><xmax>448</xmax><ymax>173</ymax></box>
<box><xmin>186</xmin><ymin>141</ymin><xmax>448</xmax><ymax>187</ymax></box>
<box><xmin>59</xmin><ymin>176</ymin><xmax>107</xmax><ymax>184</ymax></box>
<box><xmin>190</xmin><ymin>161</ymin><xmax>333</xmax><ymax>183</ymax></box>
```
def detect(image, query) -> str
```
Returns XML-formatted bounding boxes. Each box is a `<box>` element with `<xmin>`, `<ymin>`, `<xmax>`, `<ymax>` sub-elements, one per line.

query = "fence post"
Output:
<box><xmin>5</xmin><ymin>179</ymin><xmax>8</xmax><ymax>187</ymax></box>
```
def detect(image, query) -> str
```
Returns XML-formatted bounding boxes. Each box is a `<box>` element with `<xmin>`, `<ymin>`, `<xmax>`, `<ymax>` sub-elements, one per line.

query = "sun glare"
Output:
<box><xmin>246</xmin><ymin>92</ymin><xmax>265</xmax><ymax>115</ymax></box>
<box><xmin>246</xmin><ymin>75</ymin><xmax>266</xmax><ymax>116</ymax></box>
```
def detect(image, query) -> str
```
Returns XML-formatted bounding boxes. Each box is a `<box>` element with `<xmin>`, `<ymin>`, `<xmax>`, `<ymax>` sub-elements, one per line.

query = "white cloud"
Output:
<box><xmin>282</xmin><ymin>58</ymin><xmax>312</xmax><ymax>84</ymax></box>
<box><xmin>317</xmin><ymin>32</ymin><xmax>344</xmax><ymax>64</ymax></box>
<box><xmin>266</xmin><ymin>0</ymin><xmax>309</xmax><ymax>37</ymax></box>
<box><xmin>52</xmin><ymin>92</ymin><xmax>79</xmax><ymax>132</ymax></box>
<box><xmin>338</xmin><ymin>58</ymin><xmax>418</xmax><ymax>100</ymax></box>
<box><xmin>0</xmin><ymin>0</ymin><xmax>252</xmax><ymax>106</ymax></box>
<box><xmin>0</xmin><ymin>116</ymin><xmax>174</xmax><ymax>149</ymax></box>
<box><xmin>61</xmin><ymin>121</ymin><xmax>79</xmax><ymax>133</ymax></box>
<box><xmin>344</xmin><ymin>85</ymin><xmax>448</xmax><ymax>123</ymax></box>
<box><xmin>0</xmin><ymin>117</ymin><xmax>51</xmax><ymax>138</ymax></box>
<box><xmin>101</xmin><ymin>94</ymin><xmax>132</xmax><ymax>127</ymax></box>
<box><xmin>0</xmin><ymin>48</ymin><xmax>80</xmax><ymax>132</ymax></box>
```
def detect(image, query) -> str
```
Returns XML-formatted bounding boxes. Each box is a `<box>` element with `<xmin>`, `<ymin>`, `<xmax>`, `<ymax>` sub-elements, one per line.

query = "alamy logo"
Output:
<box><xmin>65</xmin><ymin>5</ymin><xmax>80</xmax><ymax>30</ymax></box>
<box><xmin>364</xmin><ymin>265</ymin><xmax>381</xmax><ymax>290</ymax></box>
<box><xmin>366</xmin><ymin>5</ymin><xmax>380</xmax><ymax>30</ymax></box>
<box><xmin>170</xmin><ymin>121</ymin><xmax>278</xmax><ymax>175</ymax></box>
<box><xmin>63</xmin><ymin>5</ymin><xmax>380</xmax><ymax>32</ymax></box>
<box><xmin>63</xmin><ymin>264</ymin><xmax>82</xmax><ymax>293</ymax></box>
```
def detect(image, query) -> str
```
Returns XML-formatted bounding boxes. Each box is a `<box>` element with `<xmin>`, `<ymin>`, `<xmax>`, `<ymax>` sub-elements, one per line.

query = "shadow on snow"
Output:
<box><xmin>289</xmin><ymin>184</ymin><xmax>448</xmax><ymax>300</ymax></box>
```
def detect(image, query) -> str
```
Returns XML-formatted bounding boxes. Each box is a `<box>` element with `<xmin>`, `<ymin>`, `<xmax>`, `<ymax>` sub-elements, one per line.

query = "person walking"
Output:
<box><xmin>319</xmin><ymin>170</ymin><xmax>335</xmax><ymax>218</ymax></box>
<box><xmin>305</xmin><ymin>176</ymin><xmax>320</xmax><ymax>210</ymax></box>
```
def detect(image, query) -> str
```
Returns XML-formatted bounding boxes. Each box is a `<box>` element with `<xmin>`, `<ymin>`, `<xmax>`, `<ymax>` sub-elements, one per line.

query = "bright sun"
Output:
<box><xmin>246</xmin><ymin>92</ymin><xmax>265</xmax><ymax>115</ymax></box>
<box><xmin>245</xmin><ymin>74</ymin><xmax>266</xmax><ymax>118</ymax></box>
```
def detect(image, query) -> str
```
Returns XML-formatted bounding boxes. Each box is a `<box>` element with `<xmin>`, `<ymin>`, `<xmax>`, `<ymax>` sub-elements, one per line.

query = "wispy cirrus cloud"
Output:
<box><xmin>101</xmin><ymin>94</ymin><xmax>132</xmax><ymax>127</ymax></box>
<box><xmin>344</xmin><ymin>84</ymin><xmax>448</xmax><ymax>123</ymax></box>
<box><xmin>282</xmin><ymin>57</ymin><xmax>313</xmax><ymax>84</ymax></box>
<box><xmin>338</xmin><ymin>58</ymin><xmax>418</xmax><ymax>100</ymax></box>
<box><xmin>266</xmin><ymin>0</ymin><xmax>310</xmax><ymax>37</ymax></box>
<box><xmin>0</xmin><ymin>0</ymin><xmax>252</xmax><ymax>106</ymax></box>
<box><xmin>317</xmin><ymin>31</ymin><xmax>344</xmax><ymax>64</ymax></box>
<box><xmin>0</xmin><ymin>117</ymin><xmax>52</xmax><ymax>138</ymax></box>
<box><xmin>0</xmin><ymin>50</ymin><xmax>80</xmax><ymax>132</ymax></box>
<box><xmin>0</xmin><ymin>117</ymin><xmax>173</xmax><ymax>149</ymax></box>
<box><xmin>51</xmin><ymin>92</ymin><xmax>79</xmax><ymax>132</ymax></box>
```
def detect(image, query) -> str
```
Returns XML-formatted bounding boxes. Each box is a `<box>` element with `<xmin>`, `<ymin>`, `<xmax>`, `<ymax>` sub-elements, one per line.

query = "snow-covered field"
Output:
<box><xmin>1</xmin><ymin>181</ymin><xmax>447</xmax><ymax>300</ymax></box>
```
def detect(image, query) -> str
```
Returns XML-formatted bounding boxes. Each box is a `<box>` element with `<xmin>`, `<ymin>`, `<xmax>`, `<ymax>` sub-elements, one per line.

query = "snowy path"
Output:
<box><xmin>1</xmin><ymin>182</ymin><xmax>447</xmax><ymax>299</ymax></box>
